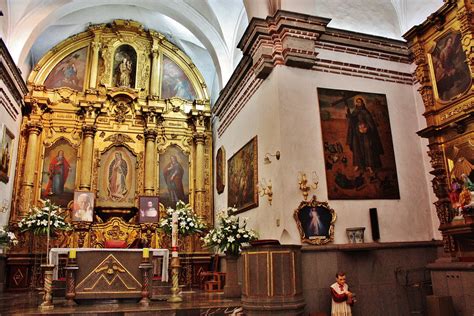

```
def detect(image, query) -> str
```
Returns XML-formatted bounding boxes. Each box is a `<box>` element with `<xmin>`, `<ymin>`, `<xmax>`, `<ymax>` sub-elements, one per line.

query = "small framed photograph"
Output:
<box><xmin>294</xmin><ymin>196</ymin><xmax>336</xmax><ymax>245</ymax></box>
<box><xmin>139</xmin><ymin>196</ymin><xmax>159</xmax><ymax>223</ymax></box>
<box><xmin>72</xmin><ymin>191</ymin><xmax>94</xmax><ymax>222</ymax></box>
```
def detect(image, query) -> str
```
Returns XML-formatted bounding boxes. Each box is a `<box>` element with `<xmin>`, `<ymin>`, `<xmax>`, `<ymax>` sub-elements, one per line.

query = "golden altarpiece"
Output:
<box><xmin>404</xmin><ymin>0</ymin><xmax>473</xmax><ymax>261</ymax></box>
<box><xmin>7</xmin><ymin>20</ymin><xmax>213</xmax><ymax>288</ymax></box>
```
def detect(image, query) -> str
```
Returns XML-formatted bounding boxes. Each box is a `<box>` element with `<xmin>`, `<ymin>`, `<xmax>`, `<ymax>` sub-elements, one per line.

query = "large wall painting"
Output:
<box><xmin>113</xmin><ymin>45</ymin><xmax>137</xmax><ymax>88</ymax></box>
<box><xmin>98</xmin><ymin>146</ymin><xmax>136</xmax><ymax>207</ymax></box>
<box><xmin>161</xmin><ymin>55</ymin><xmax>196</xmax><ymax>100</ymax></box>
<box><xmin>317</xmin><ymin>88</ymin><xmax>400</xmax><ymax>200</ymax></box>
<box><xmin>159</xmin><ymin>145</ymin><xmax>189</xmax><ymax>209</ymax></box>
<box><xmin>227</xmin><ymin>136</ymin><xmax>258</xmax><ymax>214</ymax></box>
<box><xmin>430</xmin><ymin>31</ymin><xmax>471</xmax><ymax>101</ymax></box>
<box><xmin>0</xmin><ymin>125</ymin><xmax>14</xmax><ymax>183</ymax></box>
<box><xmin>40</xmin><ymin>138</ymin><xmax>77</xmax><ymax>207</ymax></box>
<box><xmin>44</xmin><ymin>47</ymin><xmax>88</xmax><ymax>91</ymax></box>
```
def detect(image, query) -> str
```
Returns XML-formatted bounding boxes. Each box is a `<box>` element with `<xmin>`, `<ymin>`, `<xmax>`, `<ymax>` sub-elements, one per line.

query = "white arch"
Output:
<box><xmin>8</xmin><ymin>0</ymin><xmax>232</xmax><ymax>89</ymax></box>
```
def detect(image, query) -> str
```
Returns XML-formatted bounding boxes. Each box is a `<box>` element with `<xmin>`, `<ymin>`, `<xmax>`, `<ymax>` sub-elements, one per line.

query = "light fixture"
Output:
<box><xmin>297</xmin><ymin>171</ymin><xmax>318</xmax><ymax>201</ymax></box>
<box><xmin>258</xmin><ymin>178</ymin><xmax>273</xmax><ymax>205</ymax></box>
<box><xmin>264</xmin><ymin>151</ymin><xmax>281</xmax><ymax>164</ymax></box>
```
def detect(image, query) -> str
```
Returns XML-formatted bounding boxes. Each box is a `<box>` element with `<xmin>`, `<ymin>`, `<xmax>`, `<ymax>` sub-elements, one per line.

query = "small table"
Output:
<box><xmin>49</xmin><ymin>248</ymin><xmax>169</xmax><ymax>282</ymax></box>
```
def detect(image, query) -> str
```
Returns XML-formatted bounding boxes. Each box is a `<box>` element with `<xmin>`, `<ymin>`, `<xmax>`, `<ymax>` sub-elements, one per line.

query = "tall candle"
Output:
<box><xmin>171</xmin><ymin>211</ymin><xmax>178</xmax><ymax>247</ymax></box>
<box><xmin>143</xmin><ymin>248</ymin><xmax>149</xmax><ymax>258</ymax></box>
<box><xmin>69</xmin><ymin>249</ymin><xmax>76</xmax><ymax>259</ymax></box>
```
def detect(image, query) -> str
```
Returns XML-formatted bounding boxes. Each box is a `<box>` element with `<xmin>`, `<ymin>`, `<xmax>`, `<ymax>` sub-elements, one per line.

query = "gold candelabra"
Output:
<box><xmin>298</xmin><ymin>171</ymin><xmax>318</xmax><ymax>200</ymax></box>
<box><xmin>259</xmin><ymin>178</ymin><xmax>273</xmax><ymax>205</ymax></box>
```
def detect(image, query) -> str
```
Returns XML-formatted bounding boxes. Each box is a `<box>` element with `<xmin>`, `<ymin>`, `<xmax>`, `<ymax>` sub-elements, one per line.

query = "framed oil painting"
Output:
<box><xmin>228</xmin><ymin>136</ymin><xmax>258</xmax><ymax>214</ymax></box>
<box><xmin>113</xmin><ymin>44</ymin><xmax>137</xmax><ymax>88</ymax></box>
<box><xmin>429</xmin><ymin>31</ymin><xmax>471</xmax><ymax>102</ymax></box>
<box><xmin>161</xmin><ymin>55</ymin><xmax>197</xmax><ymax>100</ymax></box>
<box><xmin>0</xmin><ymin>125</ymin><xmax>14</xmax><ymax>183</ymax></box>
<box><xmin>159</xmin><ymin>145</ymin><xmax>189</xmax><ymax>209</ymax></box>
<box><xmin>44</xmin><ymin>47</ymin><xmax>88</xmax><ymax>91</ymax></box>
<box><xmin>139</xmin><ymin>196</ymin><xmax>159</xmax><ymax>223</ymax></box>
<box><xmin>317</xmin><ymin>88</ymin><xmax>400</xmax><ymax>200</ymax></box>
<box><xmin>40</xmin><ymin>138</ymin><xmax>77</xmax><ymax>207</ymax></box>
<box><xmin>294</xmin><ymin>196</ymin><xmax>336</xmax><ymax>245</ymax></box>
<box><xmin>72</xmin><ymin>191</ymin><xmax>94</xmax><ymax>222</ymax></box>
<box><xmin>216</xmin><ymin>146</ymin><xmax>225</xmax><ymax>194</ymax></box>
<box><xmin>97</xmin><ymin>146</ymin><xmax>136</xmax><ymax>207</ymax></box>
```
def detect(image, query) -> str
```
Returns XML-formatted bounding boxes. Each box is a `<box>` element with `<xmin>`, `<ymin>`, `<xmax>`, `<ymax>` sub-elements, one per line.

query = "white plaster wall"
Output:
<box><xmin>0</xmin><ymin>82</ymin><xmax>22</xmax><ymax>227</ymax></box>
<box><xmin>214</xmin><ymin>62</ymin><xmax>436</xmax><ymax>245</ymax></box>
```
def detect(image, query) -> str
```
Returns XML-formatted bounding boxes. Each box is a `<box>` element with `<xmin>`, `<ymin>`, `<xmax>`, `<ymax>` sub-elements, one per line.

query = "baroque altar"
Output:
<box><xmin>6</xmin><ymin>20</ymin><xmax>213</xmax><ymax>289</ymax></box>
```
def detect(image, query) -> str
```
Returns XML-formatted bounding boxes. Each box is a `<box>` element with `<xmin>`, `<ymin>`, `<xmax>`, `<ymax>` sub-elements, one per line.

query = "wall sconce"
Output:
<box><xmin>0</xmin><ymin>199</ymin><xmax>9</xmax><ymax>213</ymax></box>
<box><xmin>264</xmin><ymin>151</ymin><xmax>280</xmax><ymax>164</ymax></box>
<box><xmin>259</xmin><ymin>178</ymin><xmax>273</xmax><ymax>205</ymax></box>
<box><xmin>297</xmin><ymin>171</ymin><xmax>318</xmax><ymax>201</ymax></box>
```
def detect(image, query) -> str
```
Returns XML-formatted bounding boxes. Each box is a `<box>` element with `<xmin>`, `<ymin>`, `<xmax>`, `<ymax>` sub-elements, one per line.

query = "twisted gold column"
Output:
<box><xmin>79</xmin><ymin>125</ymin><xmax>96</xmax><ymax>191</ymax></box>
<box><xmin>144</xmin><ymin>129</ymin><xmax>158</xmax><ymax>195</ymax></box>
<box><xmin>20</xmin><ymin>122</ymin><xmax>42</xmax><ymax>215</ymax></box>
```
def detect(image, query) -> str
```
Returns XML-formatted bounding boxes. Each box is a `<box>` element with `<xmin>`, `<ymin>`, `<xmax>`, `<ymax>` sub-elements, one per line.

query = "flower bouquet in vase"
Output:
<box><xmin>18</xmin><ymin>200</ymin><xmax>70</xmax><ymax>236</ymax></box>
<box><xmin>0</xmin><ymin>226</ymin><xmax>18</xmax><ymax>253</ymax></box>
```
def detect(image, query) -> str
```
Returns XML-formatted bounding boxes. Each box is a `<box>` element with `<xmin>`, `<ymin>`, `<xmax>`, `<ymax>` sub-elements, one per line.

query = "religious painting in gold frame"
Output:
<box><xmin>97</xmin><ymin>146</ymin><xmax>137</xmax><ymax>207</ymax></box>
<box><xmin>0</xmin><ymin>125</ymin><xmax>14</xmax><ymax>183</ymax></box>
<box><xmin>428</xmin><ymin>30</ymin><xmax>471</xmax><ymax>102</ymax></box>
<box><xmin>159</xmin><ymin>145</ymin><xmax>190</xmax><ymax>209</ymax></box>
<box><xmin>294</xmin><ymin>196</ymin><xmax>336</xmax><ymax>245</ymax></box>
<box><xmin>228</xmin><ymin>136</ymin><xmax>258</xmax><ymax>214</ymax></box>
<box><xmin>216</xmin><ymin>146</ymin><xmax>225</xmax><ymax>194</ymax></box>
<box><xmin>43</xmin><ymin>46</ymin><xmax>88</xmax><ymax>91</ymax></box>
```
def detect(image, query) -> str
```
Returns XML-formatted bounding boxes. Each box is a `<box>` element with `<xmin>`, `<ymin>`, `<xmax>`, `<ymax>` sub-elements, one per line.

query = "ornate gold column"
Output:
<box><xmin>89</xmin><ymin>41</ymin><xmax>101</xmax><ymax>89</ymax></box>
<box><xmin>194</xmin><ymin>132</ymin><xmax>206</xmax><ymax>217</ymax></box>
<box><xmin>144</xmin><ymin>128</ymin><xmax>158</xmax><ymax>195</ymax></box>
<box><xmin>79</xmin><ymin>125</ymin><xmax>97</xmax><ymax>191</ymax></box>
<box><xmin>149</xmin><ymin>48</ymin><xmax>160</xmax><ymax>96</ymax></box>
<box><xmin>20</xmin><ymin>121</ymin><xmax>42</xmax><ymax>215</ymax></box>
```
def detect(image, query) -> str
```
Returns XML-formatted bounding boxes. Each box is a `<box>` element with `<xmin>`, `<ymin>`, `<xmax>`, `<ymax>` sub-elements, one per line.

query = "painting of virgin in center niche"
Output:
<box><xmin>430</xmin><ymin>31</ymin><xmax>471</xmax><ymax>101</ymax></box>
<box><xmin>97</xmin><ymin>146</ymin><xmax>136</xmax><ymax>207</ymax></box>
<box><xmin>159</xmin><ymin>145</ymin><xmax>190</xmax><ymax>209</ymax></box>
<box><xmin>161</xmin><ymin>56</ymin><xmax>197</xmax><ymax>100</ymax></box>
<box><xmin>317</xmin><ymin>88</ymin><xmax>400</xmax><ymax>200</ymax></box>
<box><xmin>113</xmin><ymin>45</ymin><xmax>137</xmax><ymax>88</ymax></box>
<box><xmin>44</xmin><ymin>47</ymin><xmax>87</xmax><ymax>91</ymax></box>
<box><xmin>40</xmin><ymin>139</ymin><xmax>77</xmax><ymax>207</ymax></box>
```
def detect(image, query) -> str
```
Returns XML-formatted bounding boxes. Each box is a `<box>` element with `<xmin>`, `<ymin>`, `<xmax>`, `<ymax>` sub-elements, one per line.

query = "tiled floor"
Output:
<box><xmin>0</xmin><ymin>290</ymin><xmax>242</xmax><ymax>315</ymax></box>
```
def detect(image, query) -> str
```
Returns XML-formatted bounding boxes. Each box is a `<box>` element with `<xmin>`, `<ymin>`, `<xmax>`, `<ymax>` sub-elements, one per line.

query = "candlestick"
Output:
<box><xmin>171</xmin><ymin>211</ymin><xmax>178</xmax><ymax>248</ymax></box>
<box><xmin>143</xmin><ymin>248</ymin><xmax>149</xmax><ymax>259</ymax></box>
<box><xmin>69</xmin><ymin>249</ymin><xmax>76</xmax><ymax>259</ymax></box>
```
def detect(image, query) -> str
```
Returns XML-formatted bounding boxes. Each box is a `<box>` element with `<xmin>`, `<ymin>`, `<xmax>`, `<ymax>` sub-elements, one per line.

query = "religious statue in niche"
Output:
<box><xmin>430</xmin><ymin>31</ymin><xmax>471</xmax><ymax>101</ymax></box>
<box><xmin>317</xmin><ymin>88</ymin><xmax>400</xmax><ymax>200</ymax></box>
<box><xmin>113</xmin><ymin>45</ymin><xmax>137</xmax><ymax>88</ymax></box>
<box><xmin>40</xmin><ymin>138</ymin><xmax>77</xmax><ymax>207</ymax></box>
<box><xmin>159</xmin><ymin>145</ymin><xmax>189</xmax><ymax>208</ymax></box>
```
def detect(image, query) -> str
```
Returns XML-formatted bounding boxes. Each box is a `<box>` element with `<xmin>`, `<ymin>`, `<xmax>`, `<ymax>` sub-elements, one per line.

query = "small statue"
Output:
<box><xmin>330</xmin><ymin>272</ymin><xmax>355</xmax><ymax>316</ymax></box>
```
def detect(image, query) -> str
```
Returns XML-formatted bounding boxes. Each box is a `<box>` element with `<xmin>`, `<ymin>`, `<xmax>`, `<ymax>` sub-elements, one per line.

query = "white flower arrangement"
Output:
<box><xmin>202</xmin><ymin>208</ymin><xmax>258</xmax><ymax>256</ymax></box>
<box><xmin>0</xmin><ymin>226</ymin><xmax>18</xmax><ymax>246</ymax></box>
<box><xmin>18</xmin><ymin>200</ymin><xmax>70</xmax><ymax>235</ymax></box>
<box><xmin>159</xmin><ymin>201</ymin><xmax>206</xmax><ymax>236</ymax></box>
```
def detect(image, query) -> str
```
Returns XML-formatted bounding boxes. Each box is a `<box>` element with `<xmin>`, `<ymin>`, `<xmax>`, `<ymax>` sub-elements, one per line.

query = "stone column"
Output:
<box><xmin>89</xmin><ymin>41</ymin><xmax>101</xmax><ymax>89</ymax></box>
<box><xmin>20</xmin><ymin>122</ymin><xmax>42</xmax><ymax>215</ymax></box>
<box><xmin>194</xmin><ymin>133</ymin><xmax>206</xmax><ymax>217</ymax></box>
<box><xmin>144</xmin><ymin>129</ymin><xmax>158</xmax><ymax>195</ymax></box>
<box><xmin>79</xmin><ymin>125</ymin><xmax>96</xmax><ymax>191</ymax></box>
<box><xmin>149</xmin><ymin>48</ymin><xmax>160</xmax><ymax>96</ymax></box>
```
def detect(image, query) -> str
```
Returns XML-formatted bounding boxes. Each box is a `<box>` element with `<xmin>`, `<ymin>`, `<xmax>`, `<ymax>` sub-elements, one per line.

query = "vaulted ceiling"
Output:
<box><xmin>0</xmin><ymin>0</ymin><xmax>443</xmax><ymax>102</ymax></box>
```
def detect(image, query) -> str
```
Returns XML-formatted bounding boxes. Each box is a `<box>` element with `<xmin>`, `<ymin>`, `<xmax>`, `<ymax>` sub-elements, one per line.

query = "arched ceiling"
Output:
<box><xmin>0</xmin><ymin>0</ymin><xmax>443</xmax><ymax>103</ymax></box>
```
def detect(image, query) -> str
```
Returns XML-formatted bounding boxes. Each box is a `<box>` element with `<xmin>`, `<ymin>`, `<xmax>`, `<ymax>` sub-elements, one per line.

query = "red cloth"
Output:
<box><xmin>44</xmin><ymin>155</ymin><xmax>70</xmax><ymax>195</ymax></box>
<box><xmin>105</xmin><ymin>240</ymin><xmax>127</xmax><ymax>248</ymax></box>
<box><xmin>331</xmin><ymin>287</ymin><xmax>348</xmax><ymax>303</ymax></box>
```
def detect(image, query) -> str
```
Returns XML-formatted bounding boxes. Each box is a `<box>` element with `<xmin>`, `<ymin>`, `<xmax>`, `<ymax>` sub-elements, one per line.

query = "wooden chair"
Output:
<box><xmin>198</xmin><ymin>254</ymin><xmax>226</xmax><ymax>292</ymax></box>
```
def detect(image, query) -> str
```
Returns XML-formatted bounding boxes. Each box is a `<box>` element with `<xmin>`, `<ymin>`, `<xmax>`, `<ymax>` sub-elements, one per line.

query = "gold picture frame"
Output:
<box><xmin>294</xmin><ymin>196</ymin><xmax>336</xmax><ymax>245</ymax></box>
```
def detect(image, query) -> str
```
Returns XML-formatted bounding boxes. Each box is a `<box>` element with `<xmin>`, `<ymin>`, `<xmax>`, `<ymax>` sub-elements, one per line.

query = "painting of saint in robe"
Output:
<box><xmin>159</xmin><ymin>146</ymin><xmax>189</xmax><ymax>209</ymax></box>
<box><xmin>108</xmin><ymin>152</ymin><xmax>128</xmax><ymax>201</ymax></box>
<box><xmin>161</xmin><ymin>56</ymin><xmax>197</xmax><ymax>100</ymax></box>
<box><xmin>44</xmin><ymin>47</ymin><xmax>87</xmax><ymax>91</ymax></box>
<box><xmin>0</xmin><ymin>126</ymin><xmax>14</xmax><ymax>183</ymax></box>
<box><xmin>41</xmin><ymin>139</ymin><xmax>77</xmax><ymax>207</ymax></box>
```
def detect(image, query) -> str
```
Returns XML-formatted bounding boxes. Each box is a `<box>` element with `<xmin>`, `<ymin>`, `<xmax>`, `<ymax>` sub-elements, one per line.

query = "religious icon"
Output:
<box><xmin>44</xmin><ymin>47</ymin><xmax>87</xmax><ymax>91</ymax></box>
<box><xmin>216</xmin><ymin>146</ymin><xmax>226</xmax><ymax>194</ymax></box>
<box><xmin>139</xmin><ymin>196</ymin><xmax>159</xmax><ymax>223</ymax></box>
<box><xmin>108</xmin><ymin>152</ymin><xmax>129</xmax><ymax>201</ymax></box>
<box><xmin>317</xmin><ymin>88</ymin><xmax>400</xmax><ymax>200</ymax></box>
<box><xmin>72</xmin><ymin>191</ymin><xmax>94</xmax><ymax>222</ymax></box>
<box><xmin>330</xmin><ymin>272</ymin><xmax>355</xmax><ymax>316</ymax></box>
<box><xmin>161</xmin><ymin>56</ymin><xmax>197</xmax><ymax>100</ymax></box>
<box><xmin>159</xmin><ymin>145</ymin><xmax>189</xmax><ymax>209</ymax></box>
<box><xmin>113</xmin><ymin>45</ymin><xmax>137</xmax><ymax>88</ymax></box>
<box><xmin>40</xmin><ymin>139</ymin><xmax>77</xmax><ymax>207</ymax></box>
<box><xmin>0</xmin><ymin>125</ymin><xmax>14</xmax><ymax>183</ymax></box>
<box><xmin>294</xmin><ymin>196</ymin><xmax>336</xmax><ymax>245</ymax></box>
